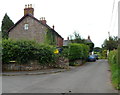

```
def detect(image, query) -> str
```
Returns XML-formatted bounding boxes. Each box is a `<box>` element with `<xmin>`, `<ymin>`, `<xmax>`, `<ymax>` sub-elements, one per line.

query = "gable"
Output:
<box><xmin>7</xmin><ymin>14</ymin><xmax>46</xmax><ymax>33</ymax></box>
<box><xmin>8</xmin><ymin>15</ymin><xmax>48</xmax><ymax>43</ymax></box>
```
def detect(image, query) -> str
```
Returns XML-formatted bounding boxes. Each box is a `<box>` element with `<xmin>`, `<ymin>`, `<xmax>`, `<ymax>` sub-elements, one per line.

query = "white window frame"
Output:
<box><xmin>24</xmin><ymin>24</ymin><xmax>29</xmax><ymax>30</ymax></box>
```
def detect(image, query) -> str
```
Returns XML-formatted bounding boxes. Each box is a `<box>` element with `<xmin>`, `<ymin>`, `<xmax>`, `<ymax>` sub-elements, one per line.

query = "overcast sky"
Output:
<box><xmin>0</xmin><ymin>0</ymin><xmax>118</xmax><ymax>47</ymax></box>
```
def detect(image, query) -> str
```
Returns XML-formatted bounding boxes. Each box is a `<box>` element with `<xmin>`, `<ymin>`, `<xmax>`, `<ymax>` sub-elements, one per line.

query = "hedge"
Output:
<box><xmin>108</xmin><ymin>46</ymin><xmax>120</xmax><ymax>90</ymax></box>
<box><xmin>68</xmin><ymin>43</ymin><xmax>89</xmax><ymax>61</ymax></box>
<box><xmin>2</xmin><ymin>39</ymin><xmax>56</xmax><ymax>65</ymax></box>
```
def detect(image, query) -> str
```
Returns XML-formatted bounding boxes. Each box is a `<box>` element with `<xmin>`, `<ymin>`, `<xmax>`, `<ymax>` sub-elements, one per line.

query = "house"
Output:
<box><xmin>85</xmin><ymin>36</ymin><xmax>94</xmax><ymax>53</ymax></box>
<box><xmin>85</xmin><ymin>36</ymin><xmax>93</xmax><ymax>43</ymax></box>
<box><xmin>63</xmin><ymin>37</ymin><xmax>71</xmax><ymax>46</ymax></box>
<box><xmin>8</xmin><ymin>4</ymin><xmax>63</xmax><ymax>47</ymax></box>
<box><xmin>63</xmin><ymin>36</ymin><xmax>94</xmax><ymax>46</ymax></box>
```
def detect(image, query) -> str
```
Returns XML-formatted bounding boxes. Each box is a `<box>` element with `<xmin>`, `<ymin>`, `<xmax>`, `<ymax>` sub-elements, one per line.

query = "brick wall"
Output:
<box><xmin>57</xmin><ymin>36</ymin><xmax>63</xmax><ymax>47</ymax></box>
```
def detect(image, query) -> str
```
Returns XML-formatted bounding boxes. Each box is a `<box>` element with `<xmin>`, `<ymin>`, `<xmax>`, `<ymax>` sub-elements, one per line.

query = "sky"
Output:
<box><xmin>0</xmin><ymin>0</ymin><xmax>118</xmax><ymax>47</ymax></box>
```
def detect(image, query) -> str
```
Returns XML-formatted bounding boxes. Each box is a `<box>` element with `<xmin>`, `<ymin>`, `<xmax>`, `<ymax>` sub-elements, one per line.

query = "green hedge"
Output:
<box><xmin>108</xmin><ymin>46</ymin><xmax>120</xmax><ymax>90</ymax></box>
<box><xmin>2</xmin><ymin>39</ymin><xmax>56</xmax><ymax>65</ymax></box>
<box><xmin>68</xmin><ymin>43</ymin><xmax>89</xmax><ymax>61</ymax></box>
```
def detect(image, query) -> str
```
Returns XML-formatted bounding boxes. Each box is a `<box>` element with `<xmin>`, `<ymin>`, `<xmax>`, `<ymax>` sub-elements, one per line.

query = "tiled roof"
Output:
<box><xmin>85</xmin><ymin>39</ymin><xmax>93</xmax><ymax>43</ymax></box>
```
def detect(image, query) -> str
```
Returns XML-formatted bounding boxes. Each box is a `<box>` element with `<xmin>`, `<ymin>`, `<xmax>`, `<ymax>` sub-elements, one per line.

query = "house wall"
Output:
<box><xmin>59</xmin><ymin>37</ymin><xmax>63</xmax><ymax>47</ymax></box>
<box><xmin>9</xmin><ymin>16</ymin><xmax>47</xmax><ymax>43</ymax></box>
<box><xmin>9</xmin><ymin>16</ymin><xmax>63</xmax><ymax>47</ymax></box>
<box><xmin>56</xmin><ymin>36</ymin><xmax>63</xmax><ymax>47</ymax></box>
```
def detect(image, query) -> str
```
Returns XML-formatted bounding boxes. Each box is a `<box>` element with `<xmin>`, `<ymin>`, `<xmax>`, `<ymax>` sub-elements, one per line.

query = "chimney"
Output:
<box><xmin>88</xmin><ymin>35</ymin><xmax>90</xmax><ymax>40</ymax></box>
<box><xmin>67</xmin><ymin>37</ymin><xmax>69</xmax><ymax>40</ymax></box>
<box><xmin>24</xmin><ymin>4</ymin><xmax>34</xmax><ymax>16</ymax></box>
<box><xmin>40</xmin><ymin>17</ymin><xmax>47</xmax><ymax>25</ymax></box>
<box><xmin>52</xmin><ymin>25</ymin><xmax>54</xmax><ymax>30</ymax></box>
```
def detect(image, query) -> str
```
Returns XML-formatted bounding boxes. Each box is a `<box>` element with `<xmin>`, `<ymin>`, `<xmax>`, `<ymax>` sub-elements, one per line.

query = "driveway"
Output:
<box><xmin>2</xmin><ymin>59</ymin><xmax>118</xmax><ymax>93</ymax></box>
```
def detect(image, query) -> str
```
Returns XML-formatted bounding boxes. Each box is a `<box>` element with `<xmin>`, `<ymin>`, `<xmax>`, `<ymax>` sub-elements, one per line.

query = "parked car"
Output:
<box><xmin>93</xmin><ymin>54</ymin><xmax>99</xmax><ymax>60</ymax></box>
<box><xmin>87</xmin><ymin>55</ymin><xmax>96</xmax><ymax>62</ymax></box>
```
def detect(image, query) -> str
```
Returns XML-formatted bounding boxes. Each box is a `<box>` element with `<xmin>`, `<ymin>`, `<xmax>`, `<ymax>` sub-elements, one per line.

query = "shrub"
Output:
<box><xmin>68</xmin><ymin>43</ymin><xmax>89</xmax><ymax>61</ymax></box>
<box><xmin>36</xmin><ymin>44</ymin><xmax>56</xmax><ymax>65</ymax></box>
<box><xmin>60</xmin><ymin>47</ymin><xmax>69</xmax><ymax>58</ymax></box>
<box><xmin>101</xmin><ymin>50</ymin><xmax>107</xmax><ymax>59</ymax></box>
<box><xmin>2</xmin><ymin>39</ymin><xmax>17</xmax><ymax>64</ymax></box>
<box><xmin>14</xmin><ymin>40</ymin><xmax>38</xmax><ymax>64</ymax></box>
<box><xmin>69</xmin><ymin>62</ymin><xmax>76</xmax><ymax>66</ymax></box>
<box><xmin>108</xmin><ymin>47</ymin><xmax>120</xmax><ymax>90</ymax></box>
<box><xmin>81</xmin><ymin>44</ymin><xmax>89</xmax><ymax>60</ymax></box>
<box><xmin>2</xmin><ymin>39</ymin><xmax>56</xmax><ymax>65</ymax></box>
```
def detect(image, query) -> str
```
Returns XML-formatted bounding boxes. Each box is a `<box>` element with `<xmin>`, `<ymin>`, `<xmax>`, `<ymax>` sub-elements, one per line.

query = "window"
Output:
<box><xmin>24</xmin><ymin>24</ymin><xmax>29</xmax><ymax>30</ymax></box>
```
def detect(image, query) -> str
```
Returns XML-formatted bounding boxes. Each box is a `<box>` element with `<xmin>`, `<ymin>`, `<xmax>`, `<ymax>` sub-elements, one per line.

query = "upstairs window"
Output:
<box><xmin>24</xmin><ymin>24</ymin><xmax>29</xmax><ymax>30</ymax></box>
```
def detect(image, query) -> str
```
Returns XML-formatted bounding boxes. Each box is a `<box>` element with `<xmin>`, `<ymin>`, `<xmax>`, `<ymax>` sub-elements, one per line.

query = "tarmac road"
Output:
<box><xmin>2</xmin><ymin>59</ymin><xmax>118</xmax><ymax>93</ymax></box>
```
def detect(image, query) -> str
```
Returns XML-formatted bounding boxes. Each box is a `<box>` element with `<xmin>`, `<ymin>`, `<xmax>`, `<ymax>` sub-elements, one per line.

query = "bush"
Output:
<box><xmin>2</xmin><ymin>39</ymin><xmax>56</xmax><ymax>65</ymax></box>
<box><xmin>60</xmin><ymin>47</ymin><xmax>69</xmax><ymax>58</ymax></box>
<box><xmin>101</xmin><ymin>50</ymin><xmax>107</xmax><ymax>59</ymax></box>
<box><xmin>68</xmin><ymin>43</ymin><xmax>89</xmax><ymax>61</ymax></box>
<box><xmin>108</xmin><ymin>47</ymin><xmax>120</xmax><ymax>90</ymax></box>
<box><xmin>2</xmin><ymin>39</ymin><xmax>17</xmax><ymax>64</ymax></box>
<box><xmin>81</xmin><ymin>44</ymin><xmax>90</xmax><ymax>60</ymax></box>
<box><xmin>69</xmin><ymin>62</ymin><xmax>76</xmax><ymax>66</ymax></box>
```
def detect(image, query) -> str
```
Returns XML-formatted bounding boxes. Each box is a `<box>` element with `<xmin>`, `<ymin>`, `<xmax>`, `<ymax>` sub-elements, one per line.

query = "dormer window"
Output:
<box><xmin>24</xmin><ymin>24</ymin><xmax>29</xmax><ymax>30</ymax></box>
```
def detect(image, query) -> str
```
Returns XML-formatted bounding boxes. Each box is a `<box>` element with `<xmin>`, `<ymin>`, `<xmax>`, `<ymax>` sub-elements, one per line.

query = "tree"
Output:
<box><xmin>1</xmin><ymin>13</ymin><xmax>14</xmax><ymax>39</ymax></box>
<box><xmin>70</xmin><ymin>32</ymin><xmax>85</xmax><ymax>44</ymax></box>
<box><xmin>102</xmin><ymin>36</ymin><xmax>118</xmax><ymax>51</ymax></box>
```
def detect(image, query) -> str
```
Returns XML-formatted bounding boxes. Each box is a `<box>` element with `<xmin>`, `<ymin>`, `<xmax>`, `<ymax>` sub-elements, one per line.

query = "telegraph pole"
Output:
<box><xmin>108</xmin><ymin>31</ymin><xmax>110</xmax><ymax>40</ymax></box>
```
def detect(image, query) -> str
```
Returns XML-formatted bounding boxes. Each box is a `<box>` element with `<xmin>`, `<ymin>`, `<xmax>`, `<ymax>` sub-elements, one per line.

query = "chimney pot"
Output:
<box><xmin>24</xmin><ymin>4</ymin><xmax>34</xmax><ymax>16</ymax></box>
<box><xmin>43</xmin><ymin>17</ymin><xmax>45</xmax><ymax>20</ymax></box>
<box><xmin>52</xmin><ymin>25</ymin><xmax>54</xmax><ymax>30</ymax></box>
<box><xmin>25</xmin><ymin>5</ymin><xmax>27</xmax><ymax>8</ymax></box>
<box><xmin>88</xmin><ymin>35</ymin><xmax>90</xmax><ymax>40</ymax></box>
<box><xmin>30</xmin><ymin>4</ymin><xmax>32</xmax><ymax>8</ymax></box>
<box><xmin>40</xmin><ymin>17</ymin><xmax>47</xmax><ymax>24</ymax></box>
<box><xmin>67</xmin><ymin>37</ymin><xmax>69</xmax><ymax>40</ymax></box>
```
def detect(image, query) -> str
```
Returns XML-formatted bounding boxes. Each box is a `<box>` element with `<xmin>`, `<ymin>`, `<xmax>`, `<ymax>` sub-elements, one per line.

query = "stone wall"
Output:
<box><xmin>55</xmin><ymin>57</ymin><xmax>69</xmax><ymax>69</ymax></box>
<box><xmin>2</xmin><ymin>59</ymin><xmax>69</xmax><ymax>71</ymax></box>
<box><xmin>9</xmin><ymin>15</ymin><xmax>63</xmax><ymax>47</ymax></box>
<box><xmin>9</xmin><ymin>16</ymin><xmax>47</xmax><ymax>43</ymax></box>
<box><xmin>75</xmin><ymin>59</ymin><xmax>83</xmax><ymax>66</ymax></box>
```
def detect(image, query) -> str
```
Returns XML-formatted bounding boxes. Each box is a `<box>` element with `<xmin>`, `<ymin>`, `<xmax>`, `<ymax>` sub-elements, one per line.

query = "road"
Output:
<box><xmin>2</xmin><ymin>59</ymin><xmax>118</xmax><ymax>93</ymax></box>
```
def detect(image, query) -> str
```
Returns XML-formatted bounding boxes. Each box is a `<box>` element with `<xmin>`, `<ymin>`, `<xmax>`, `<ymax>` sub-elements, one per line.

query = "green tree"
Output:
<box><xmin>70</xmin><ymin>32</ymin><xmax>85</xmax><ymax>44</ymax></box>
<box><xmin>1</xmin><ymin>13</ymin><xmax>14</xmax><ymax>39</ymax></box>
<box><xmin>102</xmin><ymin>36</ymin><xmax>118</xmax><ymax>51</ymax></box>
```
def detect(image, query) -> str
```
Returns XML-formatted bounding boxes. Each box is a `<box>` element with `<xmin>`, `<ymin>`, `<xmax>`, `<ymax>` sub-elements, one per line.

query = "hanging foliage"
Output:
<box><xmin>44</xmin><ymin>29</ymin><xmax>56</xmax><ymax>45</ymax></box>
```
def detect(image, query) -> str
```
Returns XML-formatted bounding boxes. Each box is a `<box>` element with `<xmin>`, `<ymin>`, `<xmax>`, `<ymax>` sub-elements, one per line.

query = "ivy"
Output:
<box><xmin>44</xmin><ymin>29</ymin><xmax>56</xmax><ymax>45</ymax></box>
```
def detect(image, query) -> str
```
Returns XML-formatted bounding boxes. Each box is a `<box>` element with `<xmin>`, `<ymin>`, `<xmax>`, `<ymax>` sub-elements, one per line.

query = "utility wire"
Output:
<box><xmin>112</xmin><ymin>6</ymin><xmax>118</xmax><ymax>34</ymax></box>
<box><xmin>109</xmin><ymin>0</ymin><xmax>116</xmax><ymax>30</ymax></box>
